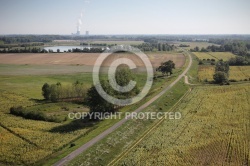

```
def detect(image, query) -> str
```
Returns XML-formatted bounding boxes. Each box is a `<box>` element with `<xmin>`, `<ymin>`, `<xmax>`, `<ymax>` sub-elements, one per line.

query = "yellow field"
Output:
<box><xmin>193</xmin><ymin>52</ymin><xmax>214</xmax><ymax>60</ymax></box>
<box><xmin>0</xmin><ymin>91</ymin><xmax>90</xmax><ymax>165</ymax></box>
<box><xmin>198</xmin><ymin>66</ymin><xmax>250</xmax><ymax>82</ymax></box>
<box><xmin>193</xmin><ymin>52</ymin><xmax>236</xmax><ymax>61</ymax></box>
<box><xmin>209</xmin><ymin>52</ymin><xmax>236</xmax><ymax>61</ymax></box>
<box><xmin>117</xmin><ymin>84</ymin><xmax>250</xmax><ymax>165</ymax></box>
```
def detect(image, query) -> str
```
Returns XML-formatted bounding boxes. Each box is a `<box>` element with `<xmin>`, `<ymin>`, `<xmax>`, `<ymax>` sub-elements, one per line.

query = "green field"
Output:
<box><xmin>0</xmin><ymin>61</ymin><xmax>185</xmax><ymax>165</ymax></box>
<box><xmin>115</xmin><ymin>83</ymin><xmax>250</xmax><ymax>165</ymax></box>
<box><xmin>0</xmin><ymin>64</ymin><xmax>95</xmax><ymax>75</ymax></box>
<box><xmin>175</xmin><ymin>42</ymin><xmax>219</xmax><ymax>49</ymax></box>
<box><xmin>193</xmin><ymin>52</ymin><xmax>236</xmax><ymax>61</ymax></box>
<box><xmin>198</xmin><ymin>65</ymin><xmax>250</xmax><ymax>82</ymax></box>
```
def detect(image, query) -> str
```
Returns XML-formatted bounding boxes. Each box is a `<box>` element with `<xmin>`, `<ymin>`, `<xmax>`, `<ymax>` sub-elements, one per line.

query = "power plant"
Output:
<box><xmin>76</xmin><ymin>13</ymin><xmax>82</xmax><ymax>35</ymax></box>
<box><xmin>72</xmin><ymin>12</ymin><xmax>83</xmax><ymax>35</ymax></box>
<box><xmin>72</xmin><ymin>11</ymin><xmax>90</xmax><ymax>36</ymax></box>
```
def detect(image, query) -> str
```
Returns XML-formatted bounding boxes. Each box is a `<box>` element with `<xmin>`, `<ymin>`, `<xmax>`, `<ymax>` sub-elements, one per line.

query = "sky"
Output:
<box><xmin>0</xmin><ymin>0</ymin><xmax>250</xmax><ymax>35</ymax></box>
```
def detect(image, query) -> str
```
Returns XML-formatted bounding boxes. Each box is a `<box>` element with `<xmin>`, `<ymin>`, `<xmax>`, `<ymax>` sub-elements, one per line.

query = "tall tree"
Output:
<box><xmin>114</xmin><ymin>67</ymin><xmax>140</xmax><ymax>99</ymax></box>
<box><xmin>158</xmin><ymin>43</ymin><xmax>162</xmax><ymax>51</ymax></box>
<box><xmin>213</xmin><ymin>60</ymin><xmax>229</xmax><ymax>84</ymax></box>
<box><xmin>213</xmin><ymin>71</ymin><xmax>228</xmax><ymax>84</ymax></box>
<box><xmin>42</xmin><ymin>83</ymin><xmax>51</xmax><ymax>100</ymax></box>
<box><xmin>85</xmin><ymin>80</ymin><xmax>115</xmax><ymax>116</ymax></box>
<box><xmin>215</xmin><ymin>60</ymin><xmax>229</xmax><ymax>76</ymax></box>
<box><xmin>162</xmin><ymin>44</ymin><xmax>166</xmax><ymax>51</ymax></box>
<box><xmin>157</xmin><ymin>60</ymin><xmax>175</xmax><ymax>76</ymax></box>
<box><xmin>85</xmin><ymin>68</ymin><xmax>140</xmax><ymax>117</ymax></box>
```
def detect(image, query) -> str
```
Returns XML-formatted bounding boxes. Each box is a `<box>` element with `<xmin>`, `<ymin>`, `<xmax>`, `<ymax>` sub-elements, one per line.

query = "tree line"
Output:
<box><xmin>0</xmin><ymin>47</ymin><xmax>49</xmax><ymax>53</ymax></box>
<box><xmin>42</xmin><ymin>81</ymin><xmax>87</xmax><ymax>102</ymax></box>
<box><xmin>71</xmin><ymin>47</ymin><xmax>104</xmax><ymax>53</ymax></box>
<box><xmin>0</xmin><ymin>47</ymin><xmax>106</xmax><ymax>53</ymax></box>
<box><xmin>191</xmin><ymin>41</ymin><xmax>250</xmax><ymax>57</ymax></box>
<box><xmin>134</xmin><ymin>42</ymin><xmax>175</xmax><ymax>52</ymax></box>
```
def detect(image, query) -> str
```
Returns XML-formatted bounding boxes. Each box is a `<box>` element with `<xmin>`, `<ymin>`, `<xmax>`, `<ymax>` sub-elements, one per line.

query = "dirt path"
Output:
<box><xmin>53</xmin><ymin>49</ymin><xmax>192</xmax><ymax>166</ymax></box>
<box><xmin>184</xmin><ymin>75</ymin><xmax>197</xmax><ymax>85</ymax></box>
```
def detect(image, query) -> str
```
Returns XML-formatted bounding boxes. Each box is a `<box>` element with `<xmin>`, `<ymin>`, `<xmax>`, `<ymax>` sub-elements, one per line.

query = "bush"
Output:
<box><xmin>229</xmin><ymin>79</ymin><xmax>237</xmax><ymax>82</ymax></box>
<box><xmin>10</xmin><ymin>106</ymin><xmax>63</xmax><ymax>123</ymax></box>
<box><xmin>213</xmin><ymin>71</ymin><xmax>228</xmax><ymax>84</ymax></box>
<box><xmin>70</xmin><ymin>143</ymin><xmax>76</xmax><ymax>147</ymax></box>
<box><xmin>10</xmin><ymin>106</ymin><xmax>24</xmax><ymax>116</ymax></box>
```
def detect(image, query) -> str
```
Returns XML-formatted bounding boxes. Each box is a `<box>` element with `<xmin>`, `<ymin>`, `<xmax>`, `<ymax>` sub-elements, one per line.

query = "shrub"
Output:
<box><xmin>213</xmin><ymin>71</ymin><xmax>228</xmax><ymax>84</ymax></box>
<box><xmin>198</xmin><ymin>60</ymin><xmax>204</xmax><ymax>65</ymax></box>
<box><xmin>229</xmin><ymin>79</ymin><xmax>237</xmax><ymax>82</ymax></box>
<box><xmin>70</xmin><ymin>143</ymin><xmax>76</xmax><ymax>147</ymax></box>
<box><xmin>10</xmin><ymin>106</ymin><xmax>63</xmax><ymax>123</ymax></box>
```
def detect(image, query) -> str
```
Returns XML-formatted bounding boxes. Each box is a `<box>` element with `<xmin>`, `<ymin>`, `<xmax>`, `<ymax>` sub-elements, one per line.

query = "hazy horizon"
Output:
<box><xmin>0</xmin><ymin>0</ymin><xmax>250</xmax><ymax>35</ymax></box>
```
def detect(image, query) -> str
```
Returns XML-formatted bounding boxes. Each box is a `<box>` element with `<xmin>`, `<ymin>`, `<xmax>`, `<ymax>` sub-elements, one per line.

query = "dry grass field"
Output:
<box><xmin>0</xmin><ymin>52</ymin><xmax>185</xmax><ymax>68</ymax></box>
<box><xmin>0</xmin><ymin>52</ymin><xmax>185</xmax><ymax>76</ymax></box>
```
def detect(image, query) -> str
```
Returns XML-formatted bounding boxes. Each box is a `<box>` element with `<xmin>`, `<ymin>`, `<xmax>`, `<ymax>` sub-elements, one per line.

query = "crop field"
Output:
<box><xmin>0</xmin><ymin>52</ymin><xmax>185</xmax><ymax>69</ymax></box>
<box><xmin>193</xmin><ymin>52</ymin><xmax>236</xmax><ymax>61</ymax></box>
<box><xmin>0</xmin><ymin>64</ymin><xmax>96</xmax><ymax>75</ymax></box>
<box><xmin>0</xmin><ymin>88</ymin><xmax>93</xmax><ymax>165</ymax></box>
<box><xmin>116</xmin><ymin>84</ymin><xmax>250</xmax><ymax>165</ymax></box>
<box><xmin>0</xmin><ymin>72</ymin><xmax>93</xmax><ymax>165</ymax></box>
<box><xmin>198</xmin><ymin>65</ymin><xmax>250</xmax><ymax>82</ymax></box>
<box><xmin>0</xmin><ymin>91</ymin><xmax>92</xmax><ymax>165</ymax></box>
<box><xmin>0</xmin><ymin>56</ymin><xmax>183</xmax><ymax>165</ymax></box>
<box><xmin>174</xmin><ymin>42</ymin><xmax>219</xmax><ymax>49</ymax></box>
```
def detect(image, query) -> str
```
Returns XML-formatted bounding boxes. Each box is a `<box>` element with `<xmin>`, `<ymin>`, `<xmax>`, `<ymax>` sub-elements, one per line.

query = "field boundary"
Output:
<box><xmin>0</xmin><ymin>122</ymin><xmax>39</xmax><ymax>147</ymax></box>
<box><xmin>207</xmin><ymin>52</ymin><xmax>219</xmax><ymax>60</ymax></box>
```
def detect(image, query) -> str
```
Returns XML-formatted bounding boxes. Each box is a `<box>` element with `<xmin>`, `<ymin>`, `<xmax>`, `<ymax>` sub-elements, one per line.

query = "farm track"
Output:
<box><xmin>53</xmin><ymin>49</ymin><xmax>192</xmax><ymax>166</ymax></box>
